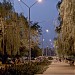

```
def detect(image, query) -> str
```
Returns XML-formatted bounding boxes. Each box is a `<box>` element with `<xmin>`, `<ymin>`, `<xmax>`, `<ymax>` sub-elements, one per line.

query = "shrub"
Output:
<box><xmin>0</xmin><ymin>60</ymin><xmax>51</xmax><ymax>75</ymax></box>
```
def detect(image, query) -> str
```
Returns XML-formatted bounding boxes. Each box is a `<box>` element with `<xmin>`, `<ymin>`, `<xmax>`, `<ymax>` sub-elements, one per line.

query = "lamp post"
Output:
<box><xmin>42</xmin><ymin>33</ymin><xmax>44</xmax><ymax>56</ymax></box>
<box><xmin>46</xmin><ymin>46</ymin><xmax>48</xmax><ymax>56</ymax></box>
<box><xmin>49</xmin><ymin>39</ymin><xmax>52</xmax><ymax>56</ymax></box>
<box><xmin>45</xmin><ymin>29</ymin><xmax>49</xmax><ymax>56</ymax></box>
<box><xmin>18</xmin><ymin>0</ymin><xmax>42</xmax><ymax>62</ymax></box>
<box><xmin>41</xmin><ymin>29</ymin><xmax>49</xmax><ymax>56</ymax></box>
<box><xmin>46</xmin><ymin>29</ymin><xmax>49</xmax><ymax>33</ymax></box>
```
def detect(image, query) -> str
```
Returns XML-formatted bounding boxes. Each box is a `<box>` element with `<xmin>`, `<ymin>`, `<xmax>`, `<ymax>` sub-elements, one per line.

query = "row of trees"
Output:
<box><xmin>55</xmin><ymin>0</ymin><xmax>75</xmax><ymax>57</ymax></box>
<box><xmin>0</xmin><ymin>0</ymin><xmax>42</xmax><ymax>58</ymax></box>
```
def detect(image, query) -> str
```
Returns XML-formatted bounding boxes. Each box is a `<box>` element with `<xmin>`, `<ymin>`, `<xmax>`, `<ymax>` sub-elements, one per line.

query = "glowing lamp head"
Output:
<box><xmin>18</xmin><ymin>0</ymin><xmax>20</xmax><ymax>1</ymax></box>
<box><xmin>38</xmin><ymin>0</ymin><xmax>42</xmax><ymax>2</ymax></box>
<box><xmin>46</xmin><ymin>29</ymin><xmax>49</xmax><ymax>32</ymax></box>
<box><xmin>49</xmin><ymin>39</ymin><xmax>51</xmax><ymax>42</ymax></box>
<box><xmin>43</xmin><ymin>39</ymin><xmax>44</xmax><ymax>41</ymax></box>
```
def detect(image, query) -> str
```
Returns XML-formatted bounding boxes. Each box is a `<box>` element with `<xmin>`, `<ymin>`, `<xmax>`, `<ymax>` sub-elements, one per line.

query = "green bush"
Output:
<box><xmin>1</xmin><ymin>60</ymin><xmax>51</xmax><ymax>75</ymax></box>
<box><xmin>11</xmin><ymin>62</ymin><xmax>40</xmax><ymax>75</ymax></box>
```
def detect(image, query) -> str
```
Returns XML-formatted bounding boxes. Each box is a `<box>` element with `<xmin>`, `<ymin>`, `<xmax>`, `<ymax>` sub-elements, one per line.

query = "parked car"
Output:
<box><xmin>6</xmin><ymin>57</ymin><xmax>14</xmax><ymax>64</ymax></box>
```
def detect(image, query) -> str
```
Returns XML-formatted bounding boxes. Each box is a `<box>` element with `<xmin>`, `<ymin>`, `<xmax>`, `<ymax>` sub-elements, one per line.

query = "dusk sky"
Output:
<box><xmin>1</xmin><ymin>0</ymin><xmax>60</xmax><ymax>48</ymax></box>
<box><xmin>14</xmin><ymin>0</ymin><xmax>60</xmax><ymax>48</ymax></box>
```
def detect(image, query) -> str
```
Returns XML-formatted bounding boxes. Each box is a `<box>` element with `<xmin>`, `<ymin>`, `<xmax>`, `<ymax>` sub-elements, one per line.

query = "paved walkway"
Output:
<box><xmin>36</xmin><ymin>61</ymin><xmax>75</xmax><ymax>75</ymax></box>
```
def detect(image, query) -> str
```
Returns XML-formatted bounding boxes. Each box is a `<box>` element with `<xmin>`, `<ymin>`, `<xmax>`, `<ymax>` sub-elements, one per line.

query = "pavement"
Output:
<box><xmin>36</xmin><ymin>61</ymin><xmax>75</xmax><ymax>75</ymax></box>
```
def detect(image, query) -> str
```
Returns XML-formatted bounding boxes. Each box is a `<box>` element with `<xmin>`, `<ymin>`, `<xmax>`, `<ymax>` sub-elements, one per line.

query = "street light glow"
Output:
<box><xmin>18</xmin><ymin>0</ymin><xmax>20</xmax><ymax>1</ymax></box>
<box><xmin>38</xmin><ymin>0</ymin><xmax>42</xmax><ymax>2</ymax></box>
<box><xmin>46</xmin><ymin>29</ymin><xmax>49</xmax><ymax>32</ymax></box>
<box><xmin>43</xmin><ymin>39</ymin><xmax>44</xmax><ymax>41</ymax></box>
<box><xmin>49</xmin><ymin>39</ymin><xmax>51</xmax><ymax>42</ymax></box>
<box><xmin>18</xmin><ymin>0</ymin><xmax>42</xmax><ymax>2</ymax></box>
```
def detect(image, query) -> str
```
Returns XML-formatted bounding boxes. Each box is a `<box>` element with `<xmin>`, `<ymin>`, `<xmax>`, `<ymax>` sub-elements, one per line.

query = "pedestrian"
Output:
<box><xmin>59</xmin><ymin>58</ymin><xmax>61</xmax><ymax>62</ymax></box>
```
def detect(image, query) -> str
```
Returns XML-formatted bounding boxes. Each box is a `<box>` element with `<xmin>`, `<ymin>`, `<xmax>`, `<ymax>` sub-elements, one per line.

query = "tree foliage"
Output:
<box><xmin>0</xmin><ymin>0</ymin><xmax>42</xmax><ymax>58</ymax></box>
<box><xmin>56</xmin><ymin>0</ymin><xmax>75</xmax><ymax>57</ymax></box>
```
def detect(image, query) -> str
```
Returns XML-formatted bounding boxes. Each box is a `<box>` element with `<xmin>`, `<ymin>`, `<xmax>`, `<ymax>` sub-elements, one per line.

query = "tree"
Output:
<box><xmin>56</xmin><ymin>0</ymin><xmax>75</xmax><ymax>60</ymax></box>
<box><xmin>31</xmin><ymin>46</ymin><xmax>42</xmax><ymax>58</ymax></box>
<box><xmin>0</xmin><ymin>0</ymin><xmax>42</xmax><ymax>58</ymax></box>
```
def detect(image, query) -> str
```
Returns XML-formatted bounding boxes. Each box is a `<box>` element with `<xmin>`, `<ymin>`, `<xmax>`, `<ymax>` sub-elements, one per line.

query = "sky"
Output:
<box><xmin>0</xmin><ymin>0</ymin><xmax>60</xmax><ymax>48</ymax></box>
<box><xmin>14</xmin><ymin>0</ymin><xmax>60</xmax><ymax>48</ymax></box>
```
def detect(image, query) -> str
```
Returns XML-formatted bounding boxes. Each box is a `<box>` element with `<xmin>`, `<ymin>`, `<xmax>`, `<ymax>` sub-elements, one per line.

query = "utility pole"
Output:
<box><xmin>18</xmin><ymin>0</ymin><xmax>42</xmax><ymax>62</ymax></box>
<box><xmin>46</xmin><ymin>46</ymin><xmax>48</xmax><ymax>56</ymax></box>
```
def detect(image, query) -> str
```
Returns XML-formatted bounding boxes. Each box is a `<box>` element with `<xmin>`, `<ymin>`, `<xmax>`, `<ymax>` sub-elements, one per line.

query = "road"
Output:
<box><xmin>36</xmin><ymin>61</ymin><xmax>75</xmax><ymax>75</ymax></box>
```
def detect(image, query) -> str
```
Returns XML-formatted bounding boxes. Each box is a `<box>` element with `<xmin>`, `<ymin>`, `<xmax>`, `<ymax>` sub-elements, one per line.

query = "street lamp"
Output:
<box><xmin>46</xmin><ymin>46</ymin><xmax>48</xmax><ymax>56</ymax></box>
<box><xmin>42</xmin><ymin>29</ymin><xmax>49</xmax><ymax>56</ymax></box>
<box><xmin>38</xmin><ymin>0</ymin><xmax>42</xmax><ymax>2</ymax></box>
<box><xmin>18</xmin><ymin>0</ymin><xmax>42</xmax><ymax>62</ymax></box>
<box><xmin>46</xmin><ymin>29</ymin><xmax>49</xmax><ymax>33</ymax></box>
<box><xmin>42</xmin><ymin>33</ymin><xmax>44</xmax><ymax>56</ymax></box>
<box><xmin>49</xmin><ymin>39</ymin><xmax>51</xmax><ymax>42</ymax></box>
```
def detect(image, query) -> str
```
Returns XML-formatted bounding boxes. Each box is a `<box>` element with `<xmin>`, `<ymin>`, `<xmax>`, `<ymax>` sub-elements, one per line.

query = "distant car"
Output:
<box><xmin>48</xmin><ymin>57</ymin><xmax>53</xmax><ymax>60</ymax></box>
<box><xmin>22</xmin><ymin>57</ymin><xmax>28</xmax><ymax>60</ymax></box>
<box><xmin>6</xmin><ymin>58</ymin><xmax>14</xmax><ymax>64</ymax></box>
<box><xmin>66</xmin><ymin>56</ymin><xmax>75</xmax><ymax>61</ymax></box>
<box><xmin>35</xmin><ymin>56</ymin><xmax>47</xmax><ymax>62</ymax></box>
